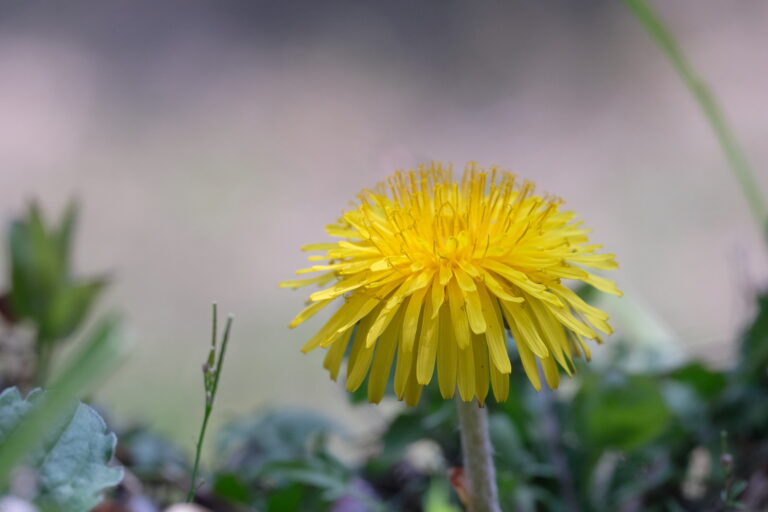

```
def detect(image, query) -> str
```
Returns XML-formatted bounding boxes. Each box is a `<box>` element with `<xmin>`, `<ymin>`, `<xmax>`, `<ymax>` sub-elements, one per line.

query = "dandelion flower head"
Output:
<box><xmin>282</xmin><ymin>162</ymin><xmax>621</xmax><ymax>406</ymax></box>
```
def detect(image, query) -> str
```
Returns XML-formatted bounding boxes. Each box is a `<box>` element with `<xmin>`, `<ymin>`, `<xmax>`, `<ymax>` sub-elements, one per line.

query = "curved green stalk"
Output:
<box><xmin>623</xmin><ymin>0</ymin><xmax>768</xmax><ymax>240</ymax></box>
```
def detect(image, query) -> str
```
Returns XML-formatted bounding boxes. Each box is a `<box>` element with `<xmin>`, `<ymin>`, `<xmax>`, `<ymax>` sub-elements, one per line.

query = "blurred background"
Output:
<box><xmin>1</xmin><ymin>0</ymin><xmax>767</xmax><ymax>453</ymax></box>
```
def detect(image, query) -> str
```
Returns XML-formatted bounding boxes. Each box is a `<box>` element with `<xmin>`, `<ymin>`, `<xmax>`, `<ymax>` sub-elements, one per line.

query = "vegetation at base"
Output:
<box><xmin>1</xmin><ymin>200</ymin><xmax>765</xmax><ymax>511</ymax></box>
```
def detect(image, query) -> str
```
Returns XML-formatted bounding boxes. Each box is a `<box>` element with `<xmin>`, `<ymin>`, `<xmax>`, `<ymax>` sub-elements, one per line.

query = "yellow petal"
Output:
<box><xmin>325</xmin><ymin>225</ymin><xmax>359</xmax><ymax>238</ymax></box>
<box><xmin>300</xmin><ymin>294</ymin><xmax>368</xmax><ymax>353</ymax></box>
<box><xmin>516</xmin><ymin>341</ymin><xmax>541</xmax><ymax>391</ymax></box>
<box><xmin>416</xmin><ymin>291</ymin><xmax>439</xmax><ymax>385</ymax></box>
<box><xmin>288</xmin><ymin>299</ymin><xmax>333</xmax><ymax>328</ymax></box>
<box><xmin>500</xmin><ymin>300</ymin><xmax>549</xmax><ymax>358</ymax></box>
<box><xmin>334</xmin><ymin>282</ymin><xmax>400</xmax><ymax>335</ymax></box>
<box><xmin>476</xmin><ymin>284</ymin><xmax>510</xmax><ymax>374</ymax></box>
<box><xmin>567</xmin><ymin>253</ymin><xmax>618</xmax><ymax>270</ymax></box>
<box><xmin>436</xmin><ymin>309</ymin><xmax>457</xmax><ymax>399</ymax></box>
<box><xmin>446</xmin><ymin>279</ymin><xmax>471</xmax><ymax>349</ymax></box>
<box><xmin>394</xmin><ymin>327</ymin><xmax>416</xmax><ymax>398</ymax></box>
<box><xmin>439</xmin><ymin>264</ymin><xmax>453</xmax><ymax>286</ymax></box>
<box><xmin>367</xmin><ymin>313</ymin><xmax>401</xmax><ymax>403</ymax></box>
<box><xmin>549</xmin><ymin>305</ymin><xmax>597</xmax><ymax>340</ymax></box>
<box><xmin>404</xmin><ymin>368</ymin><xmax>423</xmax><ymax>407</ymax></box>
<box><xmin>541</xmin><ymin>356</ymin><xmax>560</xmax><ymax>389</ymax></box>
<box><xmin>583</xmin><ymin>273</ymin><xmax>623</xmax><ymax>297</ymax></box>
<box><xmin>279</xmin><ymin>272</ymin><xmax>335</xmax><ymax>289</ymax></box>
<box><xmin>346</xmin><ymin>311</ymin><xmax>378</xmax><ymax>391</ymax></box>
<box><xmin>301</xmin><ymin>243</ymin><xmax>338</xmax><ymax>251</ymax></box>
<box><xmin>481</xmin><ymin>260</ymin><xmax>562</xmax><ymax>307</ymax></box>
<box><xmin>453</xmin><ymin>267</ymin><xmax>477</xmax><ymax>291</ymax></box>
<box><xmin>472</xmin><ymin>332</ymin><xmax>490</xmax><ymax>405</ymax></box>
<box><xmin>430</xmin><ymin>278</ymin><xmax>445</xmax><ymax>319</ymax></box>
<box><xmin>490</xmin><ymin>360</ymin><xmax>509</xmax><ymax>402</ymax></box>
<box><xmin>309</xmin><ymin>272</ymin><xmax>379</xmax><ymax>301</ymax></box>
<box><xmin>551</xmin><ymin>284</ymin><xmax>609</xmax><ymax>320</ymax></box>
<box><xmin>456</xmin><ymin>341</ymin><xmax>476</xmax><ymax>401</ymax></box>
<box><xmin>402</xmin><ymin>285</ymin><xmax>428</xmax><ymax>353</ymax></box>
<box><xmin>460</xmin><ymin>287</ymin><xmax>486</xmax><ymax>335</ymax></box>
<box><xmin>323</xmin><ymin>330</ymin><xmax>353</xmax><ymax>380</ymax></box>
<box><xmin>527</xmin><ymin>298</ymin><xmax>573</xmax><ymax>376</ymax></box>
<box><xmin>366</xmin><ymin>291</ymin><xmax>406</xmax><ymax>348</ymax></box>
<box><xmin>478</xmin><ymin>269</ymin><xmax>524</xmax><ymax>303</ymax></box>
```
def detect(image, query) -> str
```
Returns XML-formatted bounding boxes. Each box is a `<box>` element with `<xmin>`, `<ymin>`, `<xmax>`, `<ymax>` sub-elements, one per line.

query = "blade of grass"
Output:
<box><xmin>0</xmin><ymin>317</ymin><xmax>129</xmax><ymax>487</ymax></box>
<box><xmin>622</xmin><ymin>0</ymin><xmax>768</xmax><ymax>241</ymax></box>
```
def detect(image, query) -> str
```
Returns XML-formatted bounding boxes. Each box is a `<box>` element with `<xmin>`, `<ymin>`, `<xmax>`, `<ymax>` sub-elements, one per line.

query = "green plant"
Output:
<box><xmin>2</xmin><ymin>201</ymin><xmax>106</xmax><ymax>385</ymax></box>
<box><xmin>0</xmin><ymin>387</ymin><xmax>123</xmax><ymax>511</ymax></box>
<box><xmin>187</xmin><ymin>304</ymin><xmax>234</xmax><ymax>502</ymax></box>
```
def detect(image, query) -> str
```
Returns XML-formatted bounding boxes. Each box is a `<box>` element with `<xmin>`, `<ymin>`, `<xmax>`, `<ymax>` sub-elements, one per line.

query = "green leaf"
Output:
<box><xmin>212</xmin><ymin>473</ymin><xmax>253</xmax><ymax>505</ymax></box>
<box><xmin>731</xmin><ymin>479</ymin><xmax>748</xmax><ymax>498</ymax></box>
<box><xmin>574</xmin><ymin>282</ymin><xmax>600</xmax><ymax>303</ymax></box>
<box><xmin>217</xmin><ymin>409</ymin><xmax>343</xmax><ymax>481</ymax></box>
<box><xmin>266</xmin><ymin>482</ymin><xmax>305</xmax><ymax>512</ymax></box>
<box><xmin>41</xmin><ymin>279</ymin><xmax>106</xmax><ymax>341</ymax></box>
<box><xmin>0</xmin><ymin>387</ymin><xmax>123</xmax><ymax>511</ymax></box>
<box><xmin>260</xmin><ymin>459</ymin><xmax>348</xmax><ymax>495</ymax></box>
<box><xmin>8</xmin><ymin>205</ymin><xmax>64</xmax><ymax>315</ymax></box>
<box><xmin>259</xmin><ymin>454</ymin><xmax>358</xmax><ymax>507</ymax></box>
<box><xmin>118</xmin><ymin>426</ymin><xmax>189</xmax><ymax>480</ymax></box>
<box><xmin>488</xmin><ymin>413</ymin><xmax>537</xmax><ymax>473</ymax></box>
<box><xmin>669</xmin><ymin>363</ymin><xmax>727</xmax><ymax>399</ymax></box>
<box><xmin>55</xmin><ymin>201</ymin><xmax>78</xmax><ymax>270</ymax></box>
<box><xmin>739</xmin><ymin>293</ymin><xmax>768</xmax><ymax>379</ymax></box>
<box><xmin>0</xmin><ymin>317</ymin><xmax>128</xmax><ymax>485</ymax></box>
<box><xmin>6</xmin><ymin>201</ymin><xmax>105</xmax><ymax>344</ymax></box>
<box><xmin>380</xmin><ymin>412</ymin><xmax>425</xmax><ymax>459</ymax></box>
<box><xmin>574</xmin><ymin>374</ymin><xmax>671</xmax><ymax>451</ymax></box>
<box><xmin>423</xmin><ymin>479</ymin><xmax>461</xmax><ymax>512</ymax></box>
<box><xmin>0</xmin><ymin>388</ymin><xmax>35</xmax><ymax>439</ymax></box>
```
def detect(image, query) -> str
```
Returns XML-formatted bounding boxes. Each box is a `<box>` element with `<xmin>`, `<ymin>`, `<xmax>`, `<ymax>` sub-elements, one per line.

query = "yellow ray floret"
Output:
<box><xmin>282</xmin><ymin>162</ymin><xmax>621</xmax><ymax>406</ymax></box>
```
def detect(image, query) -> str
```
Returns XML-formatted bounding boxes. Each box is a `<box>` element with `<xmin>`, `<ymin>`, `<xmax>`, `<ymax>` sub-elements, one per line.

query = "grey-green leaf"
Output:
<box><xmin>0</xmin><ymin>387</ymin><xmax>123</xmax><ymax>512</ymax></box>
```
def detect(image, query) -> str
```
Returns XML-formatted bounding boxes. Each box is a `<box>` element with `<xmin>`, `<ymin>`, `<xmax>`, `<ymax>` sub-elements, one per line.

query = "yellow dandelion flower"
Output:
<box><xmin>282</xmin><ymin>162</ymin><xmax>621</xmax><ymax>406</ymax></box>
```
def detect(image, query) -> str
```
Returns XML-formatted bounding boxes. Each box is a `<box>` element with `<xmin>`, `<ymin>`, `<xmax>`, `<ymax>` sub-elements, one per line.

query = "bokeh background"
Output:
<box><xmin>1</xmin><ymin>1</ymin><xmax>767</xmax><ymax>452</ymax></box>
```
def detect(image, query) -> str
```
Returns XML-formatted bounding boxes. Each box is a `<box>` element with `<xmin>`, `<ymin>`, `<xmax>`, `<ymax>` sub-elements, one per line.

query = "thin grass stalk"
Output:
<box><xmin>623</xmin><ymin>0</ymin><xmax>768</xmax><ymax>241</ymax></box>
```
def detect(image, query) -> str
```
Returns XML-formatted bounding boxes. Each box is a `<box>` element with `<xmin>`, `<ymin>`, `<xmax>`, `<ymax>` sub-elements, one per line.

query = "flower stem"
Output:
<box><xmin>187</xmin><ymin>403</ymin><xmax>213</xmax><ymax>502</ymax></box>
<box><xmin>456</xmin><ymin>398</ymin><xmax>501</xmax><ymax>512</ymax></box>
<box><xmin>623</xmin><ymin>0</ymin><xmax>768</xmax><ymax>242</ymax></box>
<box><xmin>186</xmin><ymin>305</ymin><xmax>234</xmax><ymax>502</ymax></box>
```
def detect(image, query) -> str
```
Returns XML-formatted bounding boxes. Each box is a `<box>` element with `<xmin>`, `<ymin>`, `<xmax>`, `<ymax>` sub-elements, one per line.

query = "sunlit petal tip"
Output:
<box><xmin>309</xmin><ymin>289</ymin><xmax>334</xmax><ymax>301</ymax></box>
<box><xmin>301</xmin><ymin>243</ymin><xmax>336</xmax><ymax>251</ymax></box>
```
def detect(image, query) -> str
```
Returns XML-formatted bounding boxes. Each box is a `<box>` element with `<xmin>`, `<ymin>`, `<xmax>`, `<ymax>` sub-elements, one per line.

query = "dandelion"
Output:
<box><xmin>282</xmin><ymin>162</ymin><xmax>621</xmax><ymax>406</ymax></box>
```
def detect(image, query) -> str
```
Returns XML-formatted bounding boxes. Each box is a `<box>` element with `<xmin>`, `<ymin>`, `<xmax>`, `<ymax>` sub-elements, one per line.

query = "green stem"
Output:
<box><xmin>456</xmin><ymin>398</ymin><xmax>501</xmax><ymax>512</ymax></box>
<box><xmin>211</xmin><ymin>314</ymin><xmax>233</xmax><ymax>400</ymax></box>
<box><xmin>622</xmin><ymin>0</ymin><xmax>768</xmax><ymax>241</ymax></box>
<box><xmin>186</xmin><ymin>307</ymin><xmax>234</xmax><ymax>502</ymax></box>
<box><xmin>187</xmin><ymin>403</ymin><xmax>213</xmax><ymax>502</ymax></box>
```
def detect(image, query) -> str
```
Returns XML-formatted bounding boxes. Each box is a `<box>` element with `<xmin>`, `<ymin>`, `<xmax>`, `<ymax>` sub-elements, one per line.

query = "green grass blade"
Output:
<box><xmin>622</xmin><ymin>0</ymin><xmax>768</xmax><ymax>239</ymax></box>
